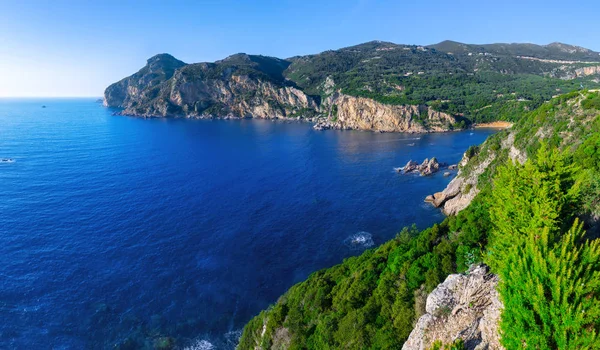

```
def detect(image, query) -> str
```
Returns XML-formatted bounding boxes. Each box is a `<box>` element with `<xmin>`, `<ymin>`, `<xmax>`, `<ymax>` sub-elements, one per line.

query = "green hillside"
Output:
<box><xmin>283</xmin><ymin>41</ymin><xmax>600</xmax><ymax>123</ymax></box>
<box><xmin>238</xmin><ymin>91</ymin><xmax>600</xmax><ymax>349</ymax></box>
<box><xmin>105</xmin><ymin>41</ymin><xmax>600</xmax><ymax>125</ymax></box>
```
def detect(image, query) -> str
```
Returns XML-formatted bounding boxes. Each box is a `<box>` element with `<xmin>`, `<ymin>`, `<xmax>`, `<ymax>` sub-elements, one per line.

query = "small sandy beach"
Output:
<box><xmin>473</xmin><ymin>121</ymin><xmax>513</xmax><ymax>129</ymax></box>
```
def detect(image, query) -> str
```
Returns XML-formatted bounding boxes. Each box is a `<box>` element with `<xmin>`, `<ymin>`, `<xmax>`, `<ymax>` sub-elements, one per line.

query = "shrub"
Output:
<box><xmin>465</xmin><ymin>145</ymin><xmax>479</xmax><ymax>159</ymax></box>
<box><xmin>487</xmin><ymin>144</ymin><xmax>600</xmax><ymax>348</ymax></box>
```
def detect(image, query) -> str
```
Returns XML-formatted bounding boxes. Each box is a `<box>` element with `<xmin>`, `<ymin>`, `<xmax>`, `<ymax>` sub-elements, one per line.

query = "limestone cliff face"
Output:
<box><xmin>314</xmin><ymin>93</ymin><xmax>457</xmax><ymax>132</ymax></box>
<box><xmin>429</xmin><ymin>150</ymin><xmax>495</xmax><ymax>216</ymax></box>
<box><xmin>104</xmin><ymin>53</ymin><xmax>319</xmax><ymax>120</ymax></box>
<box><xmin>403</xmin><ymin>265</ymin><xmax>503</xmax><ymax>350</ymax></box>
<box><xmin>105</xmin><ymin>54</ymin><xmax>460</xmax><ymax>132</ymax></box>
<box><xmin>555</xmin><ymin>65</ymin><xmax>600</xmax><ymax>80</ymax></box>
<box><xmin>428</xmin><ymin>128</ymin><xmax>526</xmax><ymax>215</ymax></box>
<box><xmin>161</xmin><ymin>73</ymin><xmax>319</xmax><ymax>119</ymax></box>
<box><xmin>104</xmin><ymin>54</ymin><xmax>187</xmax><ymax>108</ymax></box>
<box><xmin>575</xmin><ymin>65</ymin><xmax>600</xmax><ymax>77</ymax></box>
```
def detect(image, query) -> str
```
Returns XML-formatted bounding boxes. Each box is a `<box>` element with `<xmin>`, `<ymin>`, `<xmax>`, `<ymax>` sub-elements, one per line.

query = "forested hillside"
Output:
<box><xmin>105</xmin><ymin>41</ymin><xmax>600</xmax><ymax>126</ymax></box>
<box><xmin>285</xmin><ymin>41</ymin><xmax>600</xmax><ymax>123</ymax></box>
<box><xmin>238</xmin><ymin>91</ymin><xmax>600</xmax><ymax>349</ymax></box>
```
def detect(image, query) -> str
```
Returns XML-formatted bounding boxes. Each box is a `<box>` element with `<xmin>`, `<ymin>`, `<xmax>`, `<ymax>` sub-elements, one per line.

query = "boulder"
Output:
<box><xmin>419</xmin><ymin>158</ymin><xmax>434</xmax><ymax>176</ymax></box>
<box><xmin>402</xmin><ymin>160</ymin><xmax>419</xmax><ymax>174</ymax></box>
<box><xmin>432</xmin><ymin>192</ymin><xmax>447</xmax><ymax>208</ymax></box>
<box><xmin>400</xmin><ymin>157</ymin><xmax>444</xmax><ymax>176</ymax></box>
<box><xmin>402</xmin><ymin>264</ymin><xmax>504</xmax><ymax>350</ymax></box>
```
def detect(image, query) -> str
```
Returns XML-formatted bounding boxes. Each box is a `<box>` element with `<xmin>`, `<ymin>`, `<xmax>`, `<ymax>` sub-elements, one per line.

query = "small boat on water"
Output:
<box><xmin>1</xmin><ymin>158</ymin><xmax>15</xmax><ymax>163</ymax></box>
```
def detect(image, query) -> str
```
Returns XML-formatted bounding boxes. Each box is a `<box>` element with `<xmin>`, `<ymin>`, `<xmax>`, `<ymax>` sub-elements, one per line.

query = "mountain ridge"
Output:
<box><xmin>104</xmin><ymin>40</ymin><xmax>600</xmax><ymax>131</ymax></box>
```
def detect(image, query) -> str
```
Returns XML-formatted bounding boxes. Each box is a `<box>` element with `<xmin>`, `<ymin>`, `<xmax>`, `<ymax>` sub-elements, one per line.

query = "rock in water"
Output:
<box><xmin>431</xmin><ymin>192</ymin><xmax>447</xmax><ymax>207</ymax></box>
<box><xmin>402</xmin><ymin>264</ymin><xmax>503</xmax><ymax>350</ymax></box>
<box><xmin>420</xmin><ymin>157</ymin><xmax>440</xmax><ymax>176</ymax></box>
<box><xmin>402</xmin><ymin>160</ymin><xmax>419</xmax><ymax>173</ymax></box>
<box><xmin>399</xmin><ymin>158</ymin><xmax>443</xmax><ymax>176</ymax></box>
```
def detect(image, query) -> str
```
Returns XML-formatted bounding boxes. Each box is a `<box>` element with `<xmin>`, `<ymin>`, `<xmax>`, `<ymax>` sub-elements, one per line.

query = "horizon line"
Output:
<box><xmin>0</xmin><ymin>96</ymin><xmax>103</xmax><ymax>98</ymax></box>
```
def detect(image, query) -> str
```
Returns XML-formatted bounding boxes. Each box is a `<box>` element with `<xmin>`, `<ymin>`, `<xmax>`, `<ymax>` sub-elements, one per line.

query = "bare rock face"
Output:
<box><xmin>104</xmin><ymin>54</ymin><xmax>187</xmax><ymax>108</ymax></box>
<box><xmin>575</xmin><ymin>65</ymin><xmax>600</xmax><ymax>78</ymax></box>
<box><xmin>426</xmin><ymin>150</ymin><xmax>485</xmax><ymax>215</ymax></box>
<box><xmin>163</xmin><ymin>73</ymin><xmax>319</xmax><ymax>119</ymax></box>
<box><xmin>314</xmin><ymin>93</ymin><xmax>457</xmax><ymax>133</ymax></box>
<box><xmin>426</xmin><ymin>130</ymin><xmax>529</xmax><ymax>216</ymax></box>
<box><xmin>402</xmin><ymin>265</ymin><xmax>503</xmax><ymax>350</ymax></box>
<box><xmin>104</xmin><ymin>54</ymin><xmax>321</xmax><ymax>121</ymax></box>
<box><xmin>106</xmin><ymin>55</ymin><xmax>461</xmax><ymax>133</ymax></box>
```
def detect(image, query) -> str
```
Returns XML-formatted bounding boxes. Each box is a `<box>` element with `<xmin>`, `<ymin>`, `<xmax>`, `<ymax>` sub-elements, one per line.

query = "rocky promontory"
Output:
<box><xmin>402</xmin><ymin>265</ymin><xmax>503</xmax><ymax>350</ymax></box>
<box><xmin>103</xmin><ymin>53</ymin><xmax>460</xmax><ymax>133</ymax></box>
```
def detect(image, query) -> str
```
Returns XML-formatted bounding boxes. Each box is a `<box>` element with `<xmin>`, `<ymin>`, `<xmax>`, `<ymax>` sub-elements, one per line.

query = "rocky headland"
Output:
<box><xmin>103</xmin><ymin>53</ymin><xmax>459</xmax><ymax>133</ymax></box>
<box><xmin>104</xmin><ymin>40</ymin><xmax>600</xmax><ymax>134</ymax></box>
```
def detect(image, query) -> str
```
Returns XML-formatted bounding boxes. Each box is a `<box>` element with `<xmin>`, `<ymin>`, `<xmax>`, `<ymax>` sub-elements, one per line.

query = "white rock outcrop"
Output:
<box><xmin>402</xmin><ymin>265</ymin><xmax>503</xmax><ymax>350</ymax></box>
<box><xmin>314</xmin><ymin>93</ymin><xmax>457</xmax><ymax>133</ymax></box>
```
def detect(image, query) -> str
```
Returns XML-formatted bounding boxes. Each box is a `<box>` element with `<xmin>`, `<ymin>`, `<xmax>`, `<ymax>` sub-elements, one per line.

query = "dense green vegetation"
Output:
<box><xmin>284</xmin><ymin>41</ymin><xmax>600</xmax><ymax>123</ymax></box>
<box><xmin>107</xmin><ymin>41</ymin><xmax>600</xmax><ymax>125</ymax></box>
<box><xmin>488</xmin><ymin>146</ymin><xmax>600</xmax><ymax>348</ymax></box>
<box><xmin>582</xmin><ymin>91</ymin><xmax>600</xmax><ymax>110</ymax></box>
<box><xmin>238</xmin><ymin>209</ymin><xmax>490</xmax><ymax>349</ymax></box>
<box><xmin>239</xmin><ymin>92</ymin><xmax>600</xmax><ymax>349</ymax></box>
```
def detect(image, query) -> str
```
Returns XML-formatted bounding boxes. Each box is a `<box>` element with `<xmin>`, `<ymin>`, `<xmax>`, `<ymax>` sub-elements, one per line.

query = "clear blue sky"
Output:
<box><xmin>1</xmin><ymin>0</ymin><xmax>599</xmax><ymax>97</ymax></box>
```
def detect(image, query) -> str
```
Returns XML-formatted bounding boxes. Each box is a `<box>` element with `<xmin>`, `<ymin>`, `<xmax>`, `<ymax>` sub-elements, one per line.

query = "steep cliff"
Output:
<box><xmin>103</xmin><ymin>54</ymin><xmax>461</xmax><ymax>132</ymax></box>
<box><xmin>314</xmin><ymin>93</ymin><xmax>457</xmax><ymax>132</ymax></box>
<box><xmin>104</xmin><ymin>53</ymin><xmax>187</xmax><ymax>108</ymax></box>
<box><xmin>428</xmin><ymin>91</ymin><xmax>600</xmax><ymax>216</ymax></box>
<box><xmin>403</xmin><ymin>265</ymin><xmax>503</xmax><ymax>350</ymax></box>
<box><xmin>105</xmin><ymin>40</ymin><xmax>600</xmax><ymax>130</ymax></box>
<box><xmin>104</xmin><ymin>54</ymin><xmax>320</xmax><ymax>120</ymax></box>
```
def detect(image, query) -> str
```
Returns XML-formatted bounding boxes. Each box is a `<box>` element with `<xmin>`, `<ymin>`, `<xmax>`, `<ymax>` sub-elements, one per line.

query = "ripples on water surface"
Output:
<box><xmin>0</xmin><ymin>98</ymin><xmax>495</xmax><ymax>349</ymax></box>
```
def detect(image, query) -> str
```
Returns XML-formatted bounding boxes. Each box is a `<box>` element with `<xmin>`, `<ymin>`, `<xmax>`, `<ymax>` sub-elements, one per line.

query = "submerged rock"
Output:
<box><xmin>402</xmin><ymin>264</ymin><xmax>503</xmax><ymax>350</ymax></box>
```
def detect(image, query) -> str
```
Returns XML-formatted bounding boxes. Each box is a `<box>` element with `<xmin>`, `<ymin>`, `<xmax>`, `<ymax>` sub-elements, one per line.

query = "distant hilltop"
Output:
<box><xmin>104</xmin><ymin>40</ymin><xmax>600</xmax><ymax>132</ymax></box>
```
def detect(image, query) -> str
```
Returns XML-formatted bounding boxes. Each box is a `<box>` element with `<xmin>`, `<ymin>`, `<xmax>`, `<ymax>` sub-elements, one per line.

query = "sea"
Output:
<box><xmin>0</xmin><ymin>98</ymin><xmax>496</xmax><ymax>349</ymax></box>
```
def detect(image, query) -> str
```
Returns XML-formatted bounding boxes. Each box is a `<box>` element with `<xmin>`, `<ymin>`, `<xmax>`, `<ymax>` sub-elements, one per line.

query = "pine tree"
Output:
<box><xmin>498</xmin><ymin>220</ymin><xmax>600</xmax><ymax>349</ymax></box>
<box><xmin>486</xmin><ymin>143</ymin><xmax>600</xmax><ymax>348</ymax></box>
<box><xmin>487</xmin><ymin>143</ymin><xmax>580</xmax><ymax>272</ymax></box>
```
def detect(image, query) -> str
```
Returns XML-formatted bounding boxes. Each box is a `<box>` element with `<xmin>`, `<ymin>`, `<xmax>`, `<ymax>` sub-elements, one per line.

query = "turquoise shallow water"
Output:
<box><xmin>0</xmin><ymin>98</ymin><xmax>495</xmax><ymax>349</ymax></box>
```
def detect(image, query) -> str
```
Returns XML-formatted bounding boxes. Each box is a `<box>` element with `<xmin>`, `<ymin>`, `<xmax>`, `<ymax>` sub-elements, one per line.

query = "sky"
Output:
<box><xmin>0</xmin><ymin>0</ymin><xmax>599</xmax><ymax>97</ymax></box>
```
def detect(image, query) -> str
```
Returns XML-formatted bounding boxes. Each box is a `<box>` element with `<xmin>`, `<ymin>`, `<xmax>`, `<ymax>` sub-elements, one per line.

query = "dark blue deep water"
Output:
<box><xmin>0</xmin><ymin>98</ymin><xmax>495</xmax><ymax>349</ymax></box>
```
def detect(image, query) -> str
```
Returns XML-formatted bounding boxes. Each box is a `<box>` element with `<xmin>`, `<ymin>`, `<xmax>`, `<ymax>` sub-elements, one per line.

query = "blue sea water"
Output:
<box><xmin>0</xmin><ymin>98</ymin><xmax>496</xmax><ymax>349</ymax></box>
